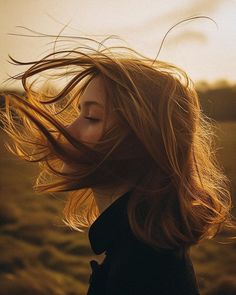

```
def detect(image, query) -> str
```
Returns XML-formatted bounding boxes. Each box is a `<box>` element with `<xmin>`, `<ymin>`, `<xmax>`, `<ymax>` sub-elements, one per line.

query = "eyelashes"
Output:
<box><xmin>84</xmin><ymin>116</ymin><xmax>101</xmax><ymax>123</ymax></box>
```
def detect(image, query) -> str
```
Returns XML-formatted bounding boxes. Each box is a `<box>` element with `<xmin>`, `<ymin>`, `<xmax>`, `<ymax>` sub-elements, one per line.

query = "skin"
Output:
<box><xmin>61</xmin><ymin>75</ymin><xmax>132</xmax><ymax>214</ymax></box>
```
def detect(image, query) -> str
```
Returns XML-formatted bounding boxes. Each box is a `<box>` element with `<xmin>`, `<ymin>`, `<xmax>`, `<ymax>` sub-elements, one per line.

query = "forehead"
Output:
<box><xmin>80</xmin><ymin>75</ymin><xmax>106</xmax><ymax>106</ymax></box>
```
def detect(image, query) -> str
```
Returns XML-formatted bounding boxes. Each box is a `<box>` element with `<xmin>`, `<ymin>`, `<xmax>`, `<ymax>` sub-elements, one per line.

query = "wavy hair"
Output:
<box><xmin>0</xmin><ymin>34</ymin><xmax>235</xmax><ymax>251</ymax></box>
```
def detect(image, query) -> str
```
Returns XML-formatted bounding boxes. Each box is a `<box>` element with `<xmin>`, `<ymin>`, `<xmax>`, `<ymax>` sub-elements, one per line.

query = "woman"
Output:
<box><xmin>1</xmin><ymin>34</ymin><xmax>235</xmax><ymax>294</ymax></box>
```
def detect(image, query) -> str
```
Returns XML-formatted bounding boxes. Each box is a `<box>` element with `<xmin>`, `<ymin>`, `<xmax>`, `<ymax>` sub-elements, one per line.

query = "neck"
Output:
<box><xmin>91</xmin><ymin>183</ymin><xmax>132</xmax><ymax>214</ymax></box>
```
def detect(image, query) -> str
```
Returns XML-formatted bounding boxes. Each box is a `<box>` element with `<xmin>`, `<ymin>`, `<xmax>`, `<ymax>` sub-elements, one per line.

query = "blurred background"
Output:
<box><xmin>0</xmin><ymin>0</ymin><xmax>236</xmax><ymax>294</ymax></box>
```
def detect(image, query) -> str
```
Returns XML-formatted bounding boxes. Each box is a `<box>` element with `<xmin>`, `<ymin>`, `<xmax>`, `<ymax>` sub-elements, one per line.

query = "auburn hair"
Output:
<box><xmin>1</xmin><ymin>34</ymin><xmax>235</xmax><ymax>251</ymax></box>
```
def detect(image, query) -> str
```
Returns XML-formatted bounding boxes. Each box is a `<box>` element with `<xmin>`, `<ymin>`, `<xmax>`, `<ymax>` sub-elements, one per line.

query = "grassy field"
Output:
<box><xmin>0</xmin><ymin>121</ymin><xmax>236</xmax><ymax>295</ymax></box>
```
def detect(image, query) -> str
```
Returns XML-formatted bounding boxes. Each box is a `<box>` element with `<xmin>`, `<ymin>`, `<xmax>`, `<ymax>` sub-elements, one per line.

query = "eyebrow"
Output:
<box><xmin>78</xmin><ymin>100</ymin><xmax>103</xmax><ymax>110</ymax></box>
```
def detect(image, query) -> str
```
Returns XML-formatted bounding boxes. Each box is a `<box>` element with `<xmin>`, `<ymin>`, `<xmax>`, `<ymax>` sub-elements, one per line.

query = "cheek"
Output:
<box><xmin>81</xmin><ymin>124</ymin><xmax>104</xmax><ymax>146</ymax></box>
<box><xmin>65</xmin><ymin>119</ymin><xmax>104</xmax><ymax>148</ymax></box>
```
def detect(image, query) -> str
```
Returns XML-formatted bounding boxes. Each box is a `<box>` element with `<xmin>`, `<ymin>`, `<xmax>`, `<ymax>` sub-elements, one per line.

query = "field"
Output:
<box><xmin>0</xmin><ymin>121</ymin><xmax>236</xmax><ymax>295</ymax></box>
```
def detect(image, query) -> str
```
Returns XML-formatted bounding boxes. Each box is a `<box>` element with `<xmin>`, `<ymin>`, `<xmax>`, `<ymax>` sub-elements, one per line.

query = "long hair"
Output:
<box><xmin>1</xmin><ymin>33</ymin><xmax>235</xmax><ymax>251</ymax></box>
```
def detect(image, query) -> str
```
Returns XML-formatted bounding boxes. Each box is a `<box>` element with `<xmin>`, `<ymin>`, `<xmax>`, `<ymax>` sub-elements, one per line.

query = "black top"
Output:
<box><xmin>86</xmin><ymin>189</ymin><xmax>200</xmax><ymax>295</ymax></box>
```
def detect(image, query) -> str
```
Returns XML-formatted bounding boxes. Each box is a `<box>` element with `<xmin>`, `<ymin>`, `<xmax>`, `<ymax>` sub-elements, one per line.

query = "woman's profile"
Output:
<box><xmin>1</xmin><ymin>27</ymin><xmax>235</xmax><ymax>295</ymax></box>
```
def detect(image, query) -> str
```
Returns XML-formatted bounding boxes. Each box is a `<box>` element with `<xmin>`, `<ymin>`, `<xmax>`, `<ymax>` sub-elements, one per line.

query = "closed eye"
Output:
<box><xmin>84</xmin><ymin>116</ymin><xmax>101</xmax><ymax>123</ymax></box>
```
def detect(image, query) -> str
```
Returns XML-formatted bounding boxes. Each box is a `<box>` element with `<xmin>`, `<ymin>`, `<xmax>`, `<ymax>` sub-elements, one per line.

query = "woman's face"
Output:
<box><xmin>67</xmin><ymin>75</ymin><xmax>115</xmax><ymax>147</ymax></box>
<box><xmin>60</xmin><ymin>75</ymin><xmax>115</xmax><ymax>172</ymax></box>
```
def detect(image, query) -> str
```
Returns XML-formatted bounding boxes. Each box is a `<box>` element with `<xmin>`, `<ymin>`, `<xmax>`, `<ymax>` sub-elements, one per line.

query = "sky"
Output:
<box><xmin>0</xmin><ymin>0</ymin><xmax>236</xmax><ymax>91</ymax></box>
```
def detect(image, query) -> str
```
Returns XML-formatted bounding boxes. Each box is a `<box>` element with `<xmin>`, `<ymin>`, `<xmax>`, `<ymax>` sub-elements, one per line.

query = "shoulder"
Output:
<box><xmin>105</xmin><ymin>238</ymin><xmax>200</xmax><ymax>294</ymax></box>
<box><xmin>108</xmin><ymin>237</ymin><xmax>185</xmax><ymax>279</ymax></box>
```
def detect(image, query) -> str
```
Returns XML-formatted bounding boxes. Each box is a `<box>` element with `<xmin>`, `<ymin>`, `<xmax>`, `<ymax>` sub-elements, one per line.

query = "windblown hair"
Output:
<box><xmin>1</xmin><ymin>34</ymin><xmax>235</xmax><ymax>251</ymax></box>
